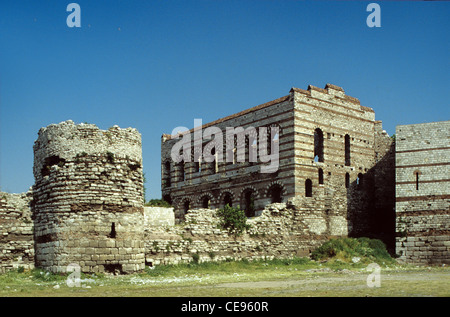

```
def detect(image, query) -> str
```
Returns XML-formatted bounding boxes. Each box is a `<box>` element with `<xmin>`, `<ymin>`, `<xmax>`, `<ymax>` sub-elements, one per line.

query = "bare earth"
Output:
<box><xmin>213</xmin><ymin>270</ymin><xmax>450</xmax><ymax>297</ymax></box>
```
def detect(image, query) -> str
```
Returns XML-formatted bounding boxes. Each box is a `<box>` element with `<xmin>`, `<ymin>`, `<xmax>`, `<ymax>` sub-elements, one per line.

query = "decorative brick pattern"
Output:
<box><xmin>395</xmin><ymin>121</ymin><xmax>450</xmax><ymax>264</ymax></box>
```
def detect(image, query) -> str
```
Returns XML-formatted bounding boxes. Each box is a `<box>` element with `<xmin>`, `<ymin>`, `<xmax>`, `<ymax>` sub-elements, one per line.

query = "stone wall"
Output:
<box><xmin>395</xmin><ymin>121</ymin><xmax>450</xmax><ymax>264</ymax></box>
<box><xmin>32</xmin><ymin>120</ymin><xmax>145</xmax><ymax>273</ymax></box>
<box><xmin>144</xmin><ymin>199</ymin><xmax>344</xmax><ymax>266</ymax></box>
<box><xmin>0</xmin><ymin>191</ymin><xmax>34</xmax><ymax>273</ymax></box>
<box><xmin>144</xmin><ymin>206</ymin><xmax>175</xmax><ymax>227</ymax></box>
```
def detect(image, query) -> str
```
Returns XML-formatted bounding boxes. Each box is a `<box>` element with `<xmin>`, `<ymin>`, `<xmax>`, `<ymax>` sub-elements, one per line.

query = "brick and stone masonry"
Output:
<box><xmin>31</xmin><ymin>120</ymin><xmax>145</xmax><ymax>274</ymax></box>
<box><xmin>395</xmin><ymin>121</ymin><xmax>450</xmax><ymax>264</ymax></box>
<box><xmin>0</xmin><ymin>191</ymin><xmax>34</xmax><ymax>273</ymax></box>
<box><xmin>161</xmin><ymin>83</ymin><xmax>396</xmax><ymax>249</ymax></box>
<box><xmin>1</xmin><ymin>84</ymin><xmax>447</xmax><ymax>272</ymax></box>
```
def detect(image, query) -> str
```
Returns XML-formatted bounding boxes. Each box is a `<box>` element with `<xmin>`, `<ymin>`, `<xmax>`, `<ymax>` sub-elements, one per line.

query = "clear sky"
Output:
<box><xmin>0</xmin><ymin>0</ymin><xmax>449</xmax><ymax>197</ymax></box>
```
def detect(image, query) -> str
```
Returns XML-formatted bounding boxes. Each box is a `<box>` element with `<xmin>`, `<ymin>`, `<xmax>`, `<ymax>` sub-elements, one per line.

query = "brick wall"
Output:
<box><xmin>395</xmin><ymin>121</ymin><xmax>450</xmax><ymax>264</ymax></box>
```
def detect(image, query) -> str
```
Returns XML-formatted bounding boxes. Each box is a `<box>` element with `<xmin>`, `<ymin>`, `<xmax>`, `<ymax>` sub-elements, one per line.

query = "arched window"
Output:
<box><xmin>314</xmin><ymin>128</ymin><xmax>324</xmax><ymax>162</ymax></box>
<box><xmin>305</xmin><ymin>179</ymin><xmax>312</xmax><ymax>197</ymax></box>
<box><xmin>345</xmin><ymin>173</ymin><xmax>350</xmax><ymax>188</ymax></box>
<box><xmin>183</xmin><ymin>200</ymin><xmax>190</xmax><ymax>213</ymax></box>
<box><xmin>223</xmin><ymin>193</ymin><xmax>233</xmax><ymax>207</ymax></box>
<box><xmin>201</xmin><ymin>196</ymin><xmax>211</xmax><ymax>209</ymax></box>
<box><xmin>268</xmin><ymin>184</ymin><xmax>283</xmax><ymax>203</ymax></box>
<box><xmin>242</xmin><ymin>189</ymin><xmax>256</xmax><ymax>217</ymax></box>
<box><xmin>345</xmin><ymin>134</ymin><xmax>351</xmax><ymax>166</ymax></box>
<box><xmin>318</xmin><ymin>168</ymin><xmax>324</xmax><ymax>185</ymax></box>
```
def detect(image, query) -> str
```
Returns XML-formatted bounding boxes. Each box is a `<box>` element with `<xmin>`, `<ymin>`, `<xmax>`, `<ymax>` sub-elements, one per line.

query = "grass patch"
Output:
<box><xmin>311</xmin><ymin>237</ymin><xmax>395</xmax><ymax>265</ymax></box>
<box><xmin>0</xmin><ymin>259</ymin><xmax>448</xmax><ymax>297</ymax></box>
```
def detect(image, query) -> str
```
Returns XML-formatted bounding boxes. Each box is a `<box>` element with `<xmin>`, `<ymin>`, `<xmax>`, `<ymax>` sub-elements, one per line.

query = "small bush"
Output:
<box><xmin>216</xmin><ymin>204</ymin><xmax>251</xmax><ymax>236</ymax></box>
<box><xmin>145</xmin><ymin>199</ymin><xmax>172</xmax><ymax>207</ymax></box>
<box><xmin>311</xmin><ymin>237</ymin><xmax>395</xmax><ymax>265</ymax></box>
<box><xmin>106</xmin><ymin>151</ymin><xmax>115</xmax><ymax>163</ymax></box>
<box><xmin>191</xmin><ymin>253</ymin><xmax>200</xmax><ymax>264</ymax></box>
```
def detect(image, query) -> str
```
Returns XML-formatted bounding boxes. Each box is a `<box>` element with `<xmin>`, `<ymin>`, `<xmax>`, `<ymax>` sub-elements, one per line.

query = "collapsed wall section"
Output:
<box><xmin>395</xmin><ymin>121</ymin><xmax>450</xmax><ymax>264</ymax></box>
<box><xmin>32</xmin><ymin>120</ymin><xmax>145</xmax><ymax>273</ymax></box>
<box><xmin>144</xmin><ymin>200</ymin><xmax>338</xmax><ymax>266</ymax></box>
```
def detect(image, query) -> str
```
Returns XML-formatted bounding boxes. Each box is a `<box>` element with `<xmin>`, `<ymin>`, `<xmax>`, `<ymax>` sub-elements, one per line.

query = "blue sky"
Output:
<box><xmin>0</xmin><ymin>0</ymin><xmax>449</xmax><ymax>197</ymax></box>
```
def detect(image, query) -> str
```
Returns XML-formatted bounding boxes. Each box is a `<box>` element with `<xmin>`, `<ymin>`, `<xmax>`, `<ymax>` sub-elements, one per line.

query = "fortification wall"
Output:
<box><xmin>32</xmin><ymin>120</ymin><xmax>145</xmax><ymax>274</ymax></box>
<box><xmin>0</xmin><ymin>191</ymin><xmax>34</xmax><ymax>272</ymax></box>
<box><xmin>144</xmin><ymin>206</ymin><xmax>174</xmax><ymax>227</ymax></box>
<box><xmin>144</xmin><ymin>199</ymin><xmax>341</xmax><ymax>266</ymax></box>
<box><xmin>395</xmin><ymin>121</ymin><xmax>450</xmax><ymax>264</ymax></box>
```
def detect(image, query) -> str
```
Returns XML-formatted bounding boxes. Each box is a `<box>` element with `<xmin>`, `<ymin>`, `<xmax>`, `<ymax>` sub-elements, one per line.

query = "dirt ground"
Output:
<box><xmin>1</xmin><ymin>267</ymin><xmax>448</xmax><ymax>297</ymax></box>
<box><xmin>212</xmin><ymin>270</ymin><xmax>450</xmax><ymax>297</ymax></box>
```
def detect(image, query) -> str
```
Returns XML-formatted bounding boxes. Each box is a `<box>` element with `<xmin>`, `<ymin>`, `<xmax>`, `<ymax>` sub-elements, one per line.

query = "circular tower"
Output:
<box><xmin>32</xmin><ymin>120</ymin><xmax>145</xmax><ymax>274</ymax></box>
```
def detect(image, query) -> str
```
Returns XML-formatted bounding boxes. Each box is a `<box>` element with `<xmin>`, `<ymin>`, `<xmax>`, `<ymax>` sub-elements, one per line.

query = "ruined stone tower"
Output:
<box><xmin>31</xmin><ymin>120</ymin><xmax>145</xmax><ymax>274</ymax></box>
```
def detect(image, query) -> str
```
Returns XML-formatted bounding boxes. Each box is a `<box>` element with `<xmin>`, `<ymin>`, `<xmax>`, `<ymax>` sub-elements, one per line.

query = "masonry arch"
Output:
<box><xmin>239</xmin><ymin>187</ymin><xmax>259</xmax><ymax>217</ymax></box>
<box><xmin>314</xmin><ymin>128</ymin><xmax>324</xmax><ymax>162</ymax></box>
<box><xmin>220</xmin><ymin>190</ymin><xmax>235</xmax><ymax>208</ymax></box>
<box><xmin>267</xmin><ymin>182</ymin><xmax>284</xmax><ymax>203</ymax></box>
<box><xmin>305</xmin><ymin>179</ymin><xmax>313</xmax><ymax>197</ymax></box>
<box><xmin>181</xmin><ymin>197</ymin><xmax>191</xmax><ymax>214</ymax></box>
<box><xmin>198</xmin><ymin>193</ymin><xmax>214</xmax><ymax>209</ymax></box>
<box><xmin>318</xmin><ymin>168</ymin><xmax>324</xmax><ymax>185</ymax></box>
